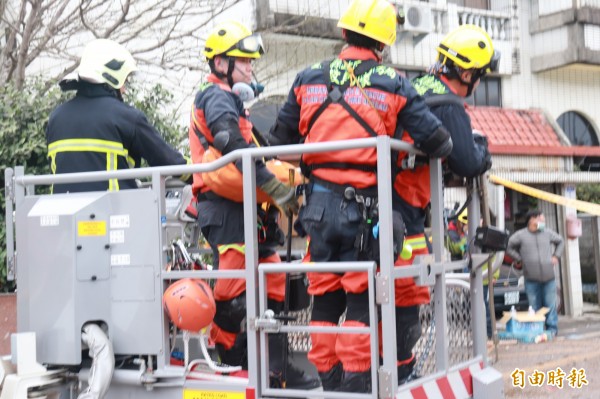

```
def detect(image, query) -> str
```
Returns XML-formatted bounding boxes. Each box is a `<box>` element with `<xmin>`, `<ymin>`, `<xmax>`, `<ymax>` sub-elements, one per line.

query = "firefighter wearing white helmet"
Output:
<box><xmin>268</xmin><ymin>0</ymin><xmax>453</xmax><ymax>392</ymax></box>
<box><xmin>46</xmin><ymin>39</ymin><xmax>190</xmax><ymax>193</ymax></box>
<box><xmin>76</xmin><ymin>39</ymin><xmax>137</xmax><ymax>90</ymax></box>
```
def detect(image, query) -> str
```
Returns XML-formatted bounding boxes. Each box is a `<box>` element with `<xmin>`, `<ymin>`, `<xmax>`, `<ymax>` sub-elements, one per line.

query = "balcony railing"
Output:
<box><xmin>262</xmin><ymin>0</ymin><xmax>512</xmax><ymax>41</ymax></box>
<box><xmin>457</xmin><ymin>8</ymin><xmax>512</xmax><ymax>41</ymax></box>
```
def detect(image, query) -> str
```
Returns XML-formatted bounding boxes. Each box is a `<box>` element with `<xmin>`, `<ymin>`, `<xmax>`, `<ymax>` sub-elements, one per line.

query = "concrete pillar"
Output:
<box><xmin>560</xmin><ymin>184</ymin><xmax>583</xmax><ymax>316</ymax></box>
<box><xmin>591</xmin><ymin>217</ymin><xmax>600</xmax><ymax>305</ymax></box>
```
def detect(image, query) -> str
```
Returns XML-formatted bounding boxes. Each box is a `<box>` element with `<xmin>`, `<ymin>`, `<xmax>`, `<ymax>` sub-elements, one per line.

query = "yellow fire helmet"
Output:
<box><xmin>458</xmin><ymin>209</ymin><xmax>468</xmax><ymax>224</ymax></box>
<box><xmin>204</xmin><ymin>20</ymin><xmax>264</xmax><ymax>60</ymax></box>
<box><xmin>437</xmin><ymin>24</ymin><xmax>499</xmax><ymax>72</ymax></box>
<box><xmin>337</xmin><ymin>0</ymin><xmax>398</xmax><ymax>46</ymax></box>
<box><xmin>77</xmin><ymin>39</ymin><xmax>137</xmax><ymax>90</ymax></box>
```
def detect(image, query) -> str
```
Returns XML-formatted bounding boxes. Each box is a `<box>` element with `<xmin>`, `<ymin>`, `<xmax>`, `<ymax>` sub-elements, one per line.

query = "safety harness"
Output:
<box><xmin>303</xmin><ymin>59</ymin><xmax>409</xmax><ymax>261</ymax></box>
<box><xmin>302</xmin><ymin>59</ymin><xmax>382</xmax><ymax>177</ymax></box>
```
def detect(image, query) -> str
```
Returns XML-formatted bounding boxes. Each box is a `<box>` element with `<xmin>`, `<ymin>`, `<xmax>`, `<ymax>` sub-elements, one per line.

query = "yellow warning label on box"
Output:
<box><xmin>77</xmin><ymin>221</ymin><xmax>107</xmax><ymax>236</ymax></box>
<box><xmin>183</xmin><ymin>390</ymin><xmax>245</xmax><ymax>399</ymax></box>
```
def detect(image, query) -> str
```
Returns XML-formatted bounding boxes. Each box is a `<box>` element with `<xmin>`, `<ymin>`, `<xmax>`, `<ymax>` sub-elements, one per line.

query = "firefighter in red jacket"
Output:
<box><xmin>392</xmin><ymin>24</ymin><xmax>498</xmax><ymax>383</ymax></box>
<box><xmin>188</xmin><ymin>21</ymin><xmax>318</xmax><ymax>389</ymax></box>
<box><xmin>47</xmin><ymin>39</ymin><xmax>190</xmax><ymax>193</ymax></box>
<box><xmin>269</xmin><ymin>0</ymin><xmax>453</xmax><ymax>391</ymax></box>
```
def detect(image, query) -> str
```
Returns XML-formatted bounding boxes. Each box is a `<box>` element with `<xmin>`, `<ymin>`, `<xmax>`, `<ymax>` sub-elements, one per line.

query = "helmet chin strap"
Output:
<box><xmin>453</xmin><ymin>66</ymin><xmax>481</xmax><ymax>97</ymax></box>
<box><xmin>114</xmin><ymin>87</ymin><xmax>124</xmax><ymax>101</ymax></box>
<box><xmin>465</xmin><ymin>79</ymin><xmax>476</xmax><ymax>97</ymax></box>
<box><xmin>465</xmin><ymin>69</ymin><xmax>485</xmax><ymax>97</ymax></box>
<box><xmin>211</xmin><ymin>57</ymin><xmax>236</xmax><ymax>87</ymax></box>
<box><xmin>226</xmin><ymin>58</ymin><xmax>236</xmax><ymax>87</ymax></box>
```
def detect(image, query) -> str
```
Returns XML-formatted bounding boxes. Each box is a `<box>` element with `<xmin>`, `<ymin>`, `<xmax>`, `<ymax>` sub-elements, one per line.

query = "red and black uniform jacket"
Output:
<box><xmin>394</xmin><ymin>74</ymin><xmax>489</xmax><ymax>208</ymax></box>
<box><xmin>269</xmin><ymin>46</ymin><xmax>443</xmax><ymax>189</ymax></box>
<box><xmin>189</xmin><ymin>74</ymin><xmax>273</xmax><ymax>197</ymax></box>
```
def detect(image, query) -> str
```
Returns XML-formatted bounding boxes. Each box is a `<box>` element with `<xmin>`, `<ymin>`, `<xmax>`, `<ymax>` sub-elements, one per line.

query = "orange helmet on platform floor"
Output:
<box><xmin>163</xmin><ymin>278</ymin><xmax>216</xmax><ymax>332</ymax></box>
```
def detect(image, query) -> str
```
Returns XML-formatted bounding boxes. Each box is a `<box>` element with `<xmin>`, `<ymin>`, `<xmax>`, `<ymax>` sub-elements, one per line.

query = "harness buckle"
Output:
<box><xmin>329</xmin><ymin>86</ymin><xmax>343</xmax><ymax>103</ymax></box>
<box><xmin>402</xmin><ymin>154</ymin><xmax>417</xmax><ymax>170</ymax></box>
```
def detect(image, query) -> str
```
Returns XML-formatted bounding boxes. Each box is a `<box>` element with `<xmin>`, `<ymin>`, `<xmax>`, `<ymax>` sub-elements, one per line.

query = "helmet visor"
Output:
<box><xmin>473</xmin><ymin>50</ymin><xmax>500</xmax><ymax>81</ymax></box>
<box><xmin>486</xmin><ymin>50</ymin><xmax>500</xmax><ymax>73</ymax></box>
<box><xmin>227</xmin><ymin>34</ymin><xmax>265</xmax><ymax>56</ymax></box>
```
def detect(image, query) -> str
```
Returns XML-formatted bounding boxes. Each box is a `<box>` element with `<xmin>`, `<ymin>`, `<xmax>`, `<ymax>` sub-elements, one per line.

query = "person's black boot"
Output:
<box><xmin>268</xmin><ymin>333</ymin><xmax>321</xmax><ymax>390</ymax></box>
<box><xmin>339</xmin><ymin>370</ymin><xmax>372</xmax><ymax>393</ymax></box>
<box><xmin>216</xmin><ymin>333</ymin><xmax>248</xmax><ymax>369</ymax></box>
<box><xmin>280</xmin><ymin>358</ymin><xmax>322</xmax><ymax>389</ymax></box>
<box><xmin>318</xmin><ymin>362</ymin><xmax>343</xmax><ymax>391</ymax></box>
<box><xmin>398</xmin><ymin>357</ymin><xmax>417</xmax><ymax>385</ymax></box>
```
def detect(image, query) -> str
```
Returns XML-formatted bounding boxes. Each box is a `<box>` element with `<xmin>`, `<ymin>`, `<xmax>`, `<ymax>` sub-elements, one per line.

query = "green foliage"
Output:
<box><xmin>124</xmin><ymin>84</ymin><xmax>188</xmax><ymax>152</ymax></box>
<box><xmin>576</xmin><ymin>183</ymin><xmax>600</xmax><ymax>204</ymax></box>
<box><xmin>0</xmin><ymin>79</ymin><xmax>186</xmax><ymax>292</ymax></box>
<box><xmin>0</xmin><ymin>79</ymin><xmax>64</xmax><ymax>291</ymax></box>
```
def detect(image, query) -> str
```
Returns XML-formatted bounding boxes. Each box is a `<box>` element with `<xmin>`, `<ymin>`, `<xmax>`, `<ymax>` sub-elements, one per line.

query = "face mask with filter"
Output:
<box><xmin>231</xmin><ymin>71</ymin><xmax>264</xmax><ymax>102</ymax></box>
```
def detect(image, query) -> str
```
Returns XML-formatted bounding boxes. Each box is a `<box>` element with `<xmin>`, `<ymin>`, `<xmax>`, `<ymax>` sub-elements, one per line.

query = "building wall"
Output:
<box><xmin>258</xmin><ymin>0</ymin><xmax>515</xmax><ymax>96</ymax></box>
<box><xmin>254</xmin><ymin>0</ymin><xmax>595</xmax><ymax>315</ymax></box>
<box><xmin>502</xmin><ymin>0</ymin><xmax>600</xmax><ymax>140</ymax></box>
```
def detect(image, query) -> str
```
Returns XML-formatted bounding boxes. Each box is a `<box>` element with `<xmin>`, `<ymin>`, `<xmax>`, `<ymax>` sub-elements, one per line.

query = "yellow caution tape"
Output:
<box><xmin>489</xmin><ymin>174</ymin><xmax>600</xmax><ymax>216</ymax></box>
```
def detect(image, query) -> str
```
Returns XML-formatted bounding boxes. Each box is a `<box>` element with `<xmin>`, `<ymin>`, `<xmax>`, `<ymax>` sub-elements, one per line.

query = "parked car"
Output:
<box><xmin>492</xmin><ymin>262</ymin><xmax>529</xmax><ymax>319</ymax></box>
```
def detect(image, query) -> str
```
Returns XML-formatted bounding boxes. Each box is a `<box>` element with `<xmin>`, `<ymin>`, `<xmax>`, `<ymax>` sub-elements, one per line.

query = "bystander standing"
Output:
<box><xmin>506</xmin><ymin>210</ymin><xmax>564</xmax><ymax>335</ymax></box>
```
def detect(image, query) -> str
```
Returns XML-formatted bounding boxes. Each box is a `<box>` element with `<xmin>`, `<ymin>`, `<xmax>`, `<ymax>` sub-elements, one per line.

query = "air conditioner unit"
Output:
<box><xmin>400</xmin><ymin>5</ymin><xmax>434</xmax><ymax>35</ymax></box>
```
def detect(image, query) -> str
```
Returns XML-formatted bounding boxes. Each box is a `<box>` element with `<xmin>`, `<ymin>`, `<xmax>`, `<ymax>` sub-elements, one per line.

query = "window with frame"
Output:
<box><xmin>467</xmin><ymin>76</ymin><xmax>502</xmax><ymax>107</ymax></box>
<box><xmin>557</xmin><ymin>111</ymin><xmax>598</xmax><ymax>147</ymax></box>
<box><xmin>557</xmin><ymin>111</ymin><xmax>600</xmax><ymax>171</ymax></box>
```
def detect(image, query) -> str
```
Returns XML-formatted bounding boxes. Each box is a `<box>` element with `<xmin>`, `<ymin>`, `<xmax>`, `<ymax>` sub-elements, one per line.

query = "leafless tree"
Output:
<box><xmin>0</xmin><ymin>0</ymin><xmax>244</xmax><ymax>90</ymax></box>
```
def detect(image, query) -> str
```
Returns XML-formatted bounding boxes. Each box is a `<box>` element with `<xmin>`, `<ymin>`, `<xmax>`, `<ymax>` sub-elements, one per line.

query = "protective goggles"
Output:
<box><xmin>226</xmin><ymin>34</ymin><xmax>265</xmax><ymax>56</ymax></box>
<box><xmin>484</xmin><ymin>50</ymin><xmax>501</xmax><ymax>73</ymax></box>
<box><xmin>439</xmin><ymin>45</ymin><xmax>500</xmax><ymax>74</ymax></box>
<box><xmin>472</xmin><ymin>50</ymin><xmax>500</xmax><ymax>81</ymax></box>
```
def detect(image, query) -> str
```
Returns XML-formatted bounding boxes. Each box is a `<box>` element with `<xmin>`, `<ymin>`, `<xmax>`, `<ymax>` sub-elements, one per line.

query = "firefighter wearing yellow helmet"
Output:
<box><xmin>188</xmin><ymin>21</ymin><xmax>314</xmax><ymax>390</ymax></box>
<box><xmin>46</xmin><ymin>39</ymin><xmax>190</xmax><ymax>193</ymax></box>
<box><xmin>447</xmin><ymin>209</ymin><xmax>469</xmax><ymax>261</ymax></box>
<box><xmin>203</xmin><ymin>20</ymin><xmax>264</xmax><ymax>87</ymax></box>
<box><xmin>337</xmin><ymin>0</ymin><xmax>398</xmax><ymax>47</ymax></box>
<box><xmin>435</xmin><ymin>24</ymin><xmax>500</xmax><ymax>96</ymax></box>
<box><xmin>269</xmin><ymin>0</ymin><xmax>453</xmax><ymax>392</ymax></box>
<box><xmin>392</xmin><ymin>24</ymin><xmax>499</xmax><ymax>384</ymax></box>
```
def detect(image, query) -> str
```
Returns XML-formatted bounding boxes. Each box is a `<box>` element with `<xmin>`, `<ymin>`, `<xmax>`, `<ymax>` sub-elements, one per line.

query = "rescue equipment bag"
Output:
<box><xmin>201</xmin><ymin>145</ymin><xmax>302</xmax><ymax>203</ymax></box>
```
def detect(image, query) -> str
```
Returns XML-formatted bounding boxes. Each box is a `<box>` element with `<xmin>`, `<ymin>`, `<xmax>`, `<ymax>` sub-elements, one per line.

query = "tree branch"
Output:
<box><xmin>15</xmin><ymin>0</ymin><xmax>43</xmax><ymax>88</ymax></box>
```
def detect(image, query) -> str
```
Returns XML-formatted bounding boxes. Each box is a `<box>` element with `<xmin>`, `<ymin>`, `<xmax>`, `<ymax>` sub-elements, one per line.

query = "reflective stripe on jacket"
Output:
<box><xmin>394</xmin><ymin>234</ymin><xmax>430</xmax><ymax>306</ymax></box>
<box><xmin>46</xmin><ymin>82</ymin><xmax>187</xmax><ymax>193</ymax></box>
<box><xmin>48</xmin><ymin>138</ymin><xmax>136</xmax><ymax>191</ymax></box>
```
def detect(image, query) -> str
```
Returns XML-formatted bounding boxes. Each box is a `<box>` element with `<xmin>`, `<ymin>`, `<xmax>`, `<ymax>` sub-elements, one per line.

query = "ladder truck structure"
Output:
<box><xmin>0</xmin><ymin>136</ymin><xmax>505</xmax><ymax>398</ymax></box>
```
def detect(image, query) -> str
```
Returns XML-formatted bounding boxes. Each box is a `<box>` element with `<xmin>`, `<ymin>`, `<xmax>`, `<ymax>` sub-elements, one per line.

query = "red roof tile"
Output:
<box><xmin>466</xmin><ymin>106</ymin><xmax>600</xmax><ymax>156</ymax></box>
